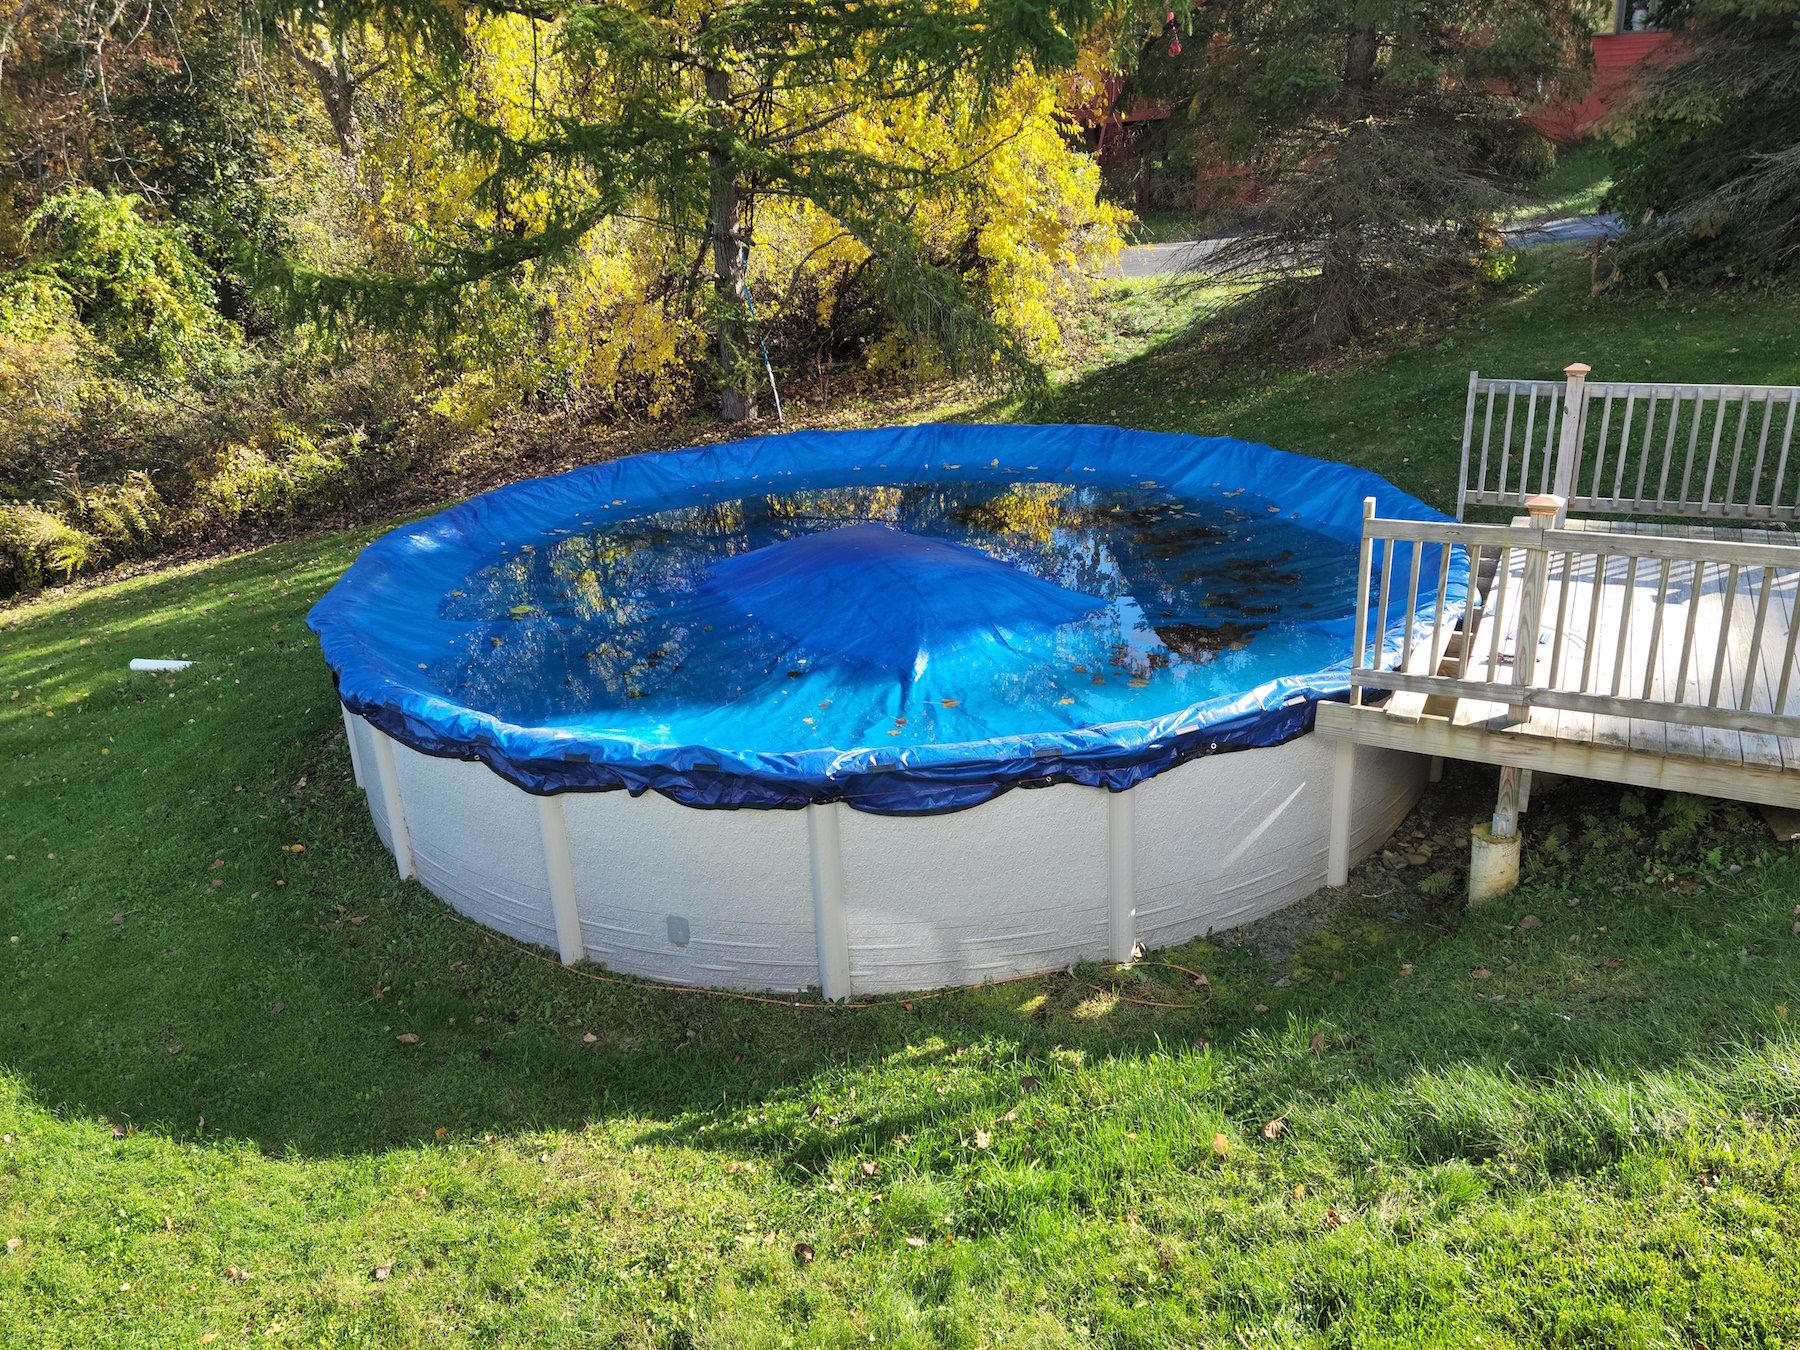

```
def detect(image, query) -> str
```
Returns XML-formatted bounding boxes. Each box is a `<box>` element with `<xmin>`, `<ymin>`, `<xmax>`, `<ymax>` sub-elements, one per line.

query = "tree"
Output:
<box><xmin>263</xmin><ymin>0</ymin><xmax>1106</xmax><ymax>419</ymax></box>
<box><xmin>1607</xmin><ymin>0</ymin><xmax>1800</xmax><ymax>281</ymax></box>
<box><xmin>1117</xmin><ymin>0</ymin><xmax>1591</xmax><ymax>345</ymax></box>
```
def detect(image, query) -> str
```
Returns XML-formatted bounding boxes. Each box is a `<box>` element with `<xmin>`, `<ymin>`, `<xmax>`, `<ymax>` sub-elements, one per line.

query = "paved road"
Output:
<box><xmin>1107</xmin><ymin>213</ymin><xmax>1626</xmax><ymax>279</ymax></box>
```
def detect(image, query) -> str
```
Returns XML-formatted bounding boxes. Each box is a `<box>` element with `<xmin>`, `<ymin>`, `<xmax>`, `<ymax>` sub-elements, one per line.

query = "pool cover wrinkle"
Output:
<box><xmin>310</xmin><ymin>424</ymin><xmax>1463</xmax><ymax>815</ymax></box>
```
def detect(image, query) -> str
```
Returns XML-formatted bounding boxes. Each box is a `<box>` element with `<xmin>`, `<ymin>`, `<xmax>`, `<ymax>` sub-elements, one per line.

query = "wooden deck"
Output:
<box><xmin>1320</xmin><ymin>509</ymin><xmax>1800</xmax><ymax>886</ymax></box>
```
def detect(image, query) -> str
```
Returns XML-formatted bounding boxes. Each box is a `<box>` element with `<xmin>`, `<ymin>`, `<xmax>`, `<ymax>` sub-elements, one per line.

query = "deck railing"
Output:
<box><xmin>1353</xmin><ymin>497</ymin><xmax>1800</xmax><ymax>740</ymax></box>
<box><xmin>1458</xmin><ymin>367</ymin><xmax>1800</xmax><ymax>524</ymax></box>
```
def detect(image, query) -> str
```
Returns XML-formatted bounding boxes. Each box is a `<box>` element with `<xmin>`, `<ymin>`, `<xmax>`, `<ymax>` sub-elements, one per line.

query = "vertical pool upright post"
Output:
<box><xmin>536</xmin><ymin>794</ymin><xmax>585</xmax><ymax>966</ymax></box>
<box><xmin>1327</xmin><ymin>740</ymin><xmax>1356</xmax><ymax>887</ymax></box>
<box><xmin>807</xmin><ymin>803</ymin><xmax>851</xmax><ymax>1001</ymax></box>
<box><xmin>1107</xmin><ymin>788</ymin><xmax>1136</xmax><ymax>962</ymax></box>
<box><xmin>367</xmin><ymin>726</ymin><xmax>415</xmax><ymax>881</ymax></box>
<box><xmin>342</xmin><ymin>704</ymin><xmax>365</xmax><ymax>788</ymax></box>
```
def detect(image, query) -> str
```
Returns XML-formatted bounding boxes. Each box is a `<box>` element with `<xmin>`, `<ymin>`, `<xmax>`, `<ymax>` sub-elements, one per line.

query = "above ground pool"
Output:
<box><xmin>312</xmin><ymin>425</ymin><xmax>1459</xmax><ymax>996</ymax></box>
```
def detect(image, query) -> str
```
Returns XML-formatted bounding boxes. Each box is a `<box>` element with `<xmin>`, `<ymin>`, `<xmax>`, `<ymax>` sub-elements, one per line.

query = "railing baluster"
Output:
<box><xmin>1641</xmin><ymin>558</ymin><xmax>1674</xmax><ymax>701</ymax></box>
<box><xmin>1740</xmin><ymin>567</ymin><xmax>1776</xmax><ymax>712</ymax></box>
<box><xmin>1725</xmin><ymin>388</ymin><xmax>1752</xmax><ymax>514</ymax></box>
<box><xmin>1611</xmin><ymin>388</ymin><xmax>1636</xmax><ymax>504</ymax></box>
<box><xmin>1427</xmin><ymin>544</ymin><xmax>1452</xmax><ymax>677</ymax></box>
<box><xmin>1375</xmin><ymin>535</ymin><xmax>1396</xmax><ymax>674</ymax></box>
<box><xmin>1609</xmin><ymin>555</ymin><xmax>1640</xmax><ymax>697</ymax></box>
<box><xmin>1777</xmin><ymin>393</ymin><xmax>1800</xmax><ymax>513</ymax></box>
<box><xmin>1698</xmin><ymin>390</ymin><xmax>1729</xmax><ymax>512</ymax></box>
<box><xmin>1540</xmin><ymin>389</ymin><xmax>1560</xmax><ymax>497</ymax></box>
<box><xmin>1579</xmin><ymin>552</ymin><xmax>1610</xmax><ymax>693</ymax></box>
<box><xmin>1747</xmin><ymin>392</ymin><xmax>1774</xmax><ymax>514</ymax></box>
<box><xmin>1485</xmin><ymin>547</ymin><xmax>1515</xmax><ymax>684</ymax></box>
<box><xmin>1350</xmin><ymin>499</ymin><xmax>1376</xmax><ymax>706</ymax></box>
<box><xmin>1498</xmin><ymin>386</ymin><xmax>1518</xmax><ymax>503</ymax></box>
<box><xmin>1707</xmin><ymin>562</ymin><xmax>1742</xmax><ymax>707</ymax></box>
<box><xmin>1480</xmin><ymin>386</ymin><xmax>1498</xmax><ymax>503</ymax></box>
<box><xmin>1674</xmin><ymin>559</ymin><xmax>1705</xmax><ymax>703</ymax></box>
<box><xmin>1590</xmin><ymin>389</ymin><xmax>1615</xmax><ymax>512</ymax></box>
<box><xmin>1548</xmin><ymin>549</ymin><xmax>1576</xmax><ymax>686</ymax></box>
<box><xmin>1457</xmin><ymin>546</ymin><xmax>1480</xmax><ymax>679</ymax></box>
<box><xmin>1520</xmin><ymin>387</ymin><xmax>1540</xmax><ymax>502</ymax></box>
<box><xmin>1679</xmin><ymin>391</ymin><xmax>1705</xmax><ymax>508</ymax></box>
<box><xmin>1402</xmin><ymin>538</ymin><xmax>1424</xmax><ymax>673</ymax></box>
<box><xmin>1775</xmin><ymin>566</ymin><xmax>1800</xmax><ymax>715</ymax></box>
<box><xmin>1633</xmin><ymin>387</ymin><xmax>1658</xmax><ymax>509</ymax></box>
<box><xmin>1657</xmin><ymin>389</ymin><xmax>1683</xmax><ymax>510</ymax></box>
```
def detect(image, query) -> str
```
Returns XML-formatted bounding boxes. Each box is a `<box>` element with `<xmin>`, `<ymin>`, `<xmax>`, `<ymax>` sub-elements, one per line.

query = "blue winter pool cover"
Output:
<box><xmin>310</xmin><ymin>424</ymin><xmax>1463</xmax><ymax>814</ymax></box>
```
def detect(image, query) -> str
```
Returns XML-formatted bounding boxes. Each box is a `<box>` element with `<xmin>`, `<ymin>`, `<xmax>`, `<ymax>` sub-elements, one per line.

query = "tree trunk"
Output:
<box><xmin>707</xmin><ymin>67</ymin><xmax>756</xmax><ymax>423</ymax></box>
<box><xmin>1310</xmin><ymin>26</ymin><xmax>1382</xmax><ymax>344</ymax></box>
<box><xmin>288</xmin><ymin>32</ymin><xmax>363</xmax><ymax>165</ymax></box>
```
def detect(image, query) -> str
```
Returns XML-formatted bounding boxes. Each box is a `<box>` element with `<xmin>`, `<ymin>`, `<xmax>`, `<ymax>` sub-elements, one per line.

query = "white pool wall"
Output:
<box><xmin>345</xmin><ymin>707</ymin><xmax>1425</xmax><ymax>996</ymax></box>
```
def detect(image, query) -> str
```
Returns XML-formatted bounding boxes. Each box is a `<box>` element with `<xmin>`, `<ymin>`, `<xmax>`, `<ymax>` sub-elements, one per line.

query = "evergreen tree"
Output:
<box><xmin>1119</xmin><ymin>0</ymin><xmax>1590</xmax><ymax>345</ymax></box>
<box><xmin>264</xmin><ymin>0</ymin><xmax>1103</xmax><ymax>419</ymax></box>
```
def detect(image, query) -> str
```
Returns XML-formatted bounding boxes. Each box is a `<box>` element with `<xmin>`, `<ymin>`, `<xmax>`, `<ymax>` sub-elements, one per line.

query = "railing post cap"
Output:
<box><xmin>1524</xmin><ymin>494</ymin><xmax>1565</xmax><ymax>518</ymax></box>
<box><xmin>1564</xmin><ymin>363</ymin><xmax>1591</xmax><ymax>376</ymax></box>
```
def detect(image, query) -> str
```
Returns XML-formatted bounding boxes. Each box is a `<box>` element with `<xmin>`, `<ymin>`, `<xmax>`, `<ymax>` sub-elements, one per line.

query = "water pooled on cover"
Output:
<box><xmin>429</xmin><ymin>480</ymin><xmax>1358</xmax><ymax>749</ymax></box>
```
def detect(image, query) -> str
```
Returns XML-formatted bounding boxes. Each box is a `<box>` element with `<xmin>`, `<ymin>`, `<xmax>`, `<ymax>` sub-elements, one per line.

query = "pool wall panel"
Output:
<box><xmin>353</xmin><ymin>709</ymin><xmax>1428</xmax><ymax>995</ymax></box>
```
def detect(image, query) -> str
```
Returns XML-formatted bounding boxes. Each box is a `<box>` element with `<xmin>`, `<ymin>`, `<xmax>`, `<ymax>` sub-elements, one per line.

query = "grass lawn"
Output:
<box><xmin>5</xmin><ymin>248</ymin><xmax>1800</xmax><ymax>1347</ymax></box>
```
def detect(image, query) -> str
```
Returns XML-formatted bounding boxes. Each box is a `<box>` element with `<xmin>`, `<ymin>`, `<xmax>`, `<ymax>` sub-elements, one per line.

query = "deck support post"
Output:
<box><xmin>368</xmin><ymin>726</ymin><xmax>415</xmax><ymax>881</ymax></box>
<box><xmin>1493</xmin><ymin>765</ymin><xmax>1523</xmax><ymax>839</ymax></box>
<box><xmin>536</xmin><ymin>794</ymin><xmax>585</xmax><ymax>966</ymax></box>
<box><xmin>807</xmin><ymin>803</ymin><xmax>852</xmax><ymax>1002</ymax></box>
<box><xmin>1327</xmin><ymin>739</ymin><xmax>1355</xmax><ymax>887</ymax></box>
<box><xmin>342</xmin><ymin>704</ymin><xmax>366</xmax><ymax>789</ymax></box>
<box><xmin>1107</xmin><ymin>788</ymin><xmax>1137</xmax><ymax>962</ymax></box>
<box><xmin>1428</xmin><ymin>755</ymin><xmax>1444</xmax><ymax>783</ymax></box>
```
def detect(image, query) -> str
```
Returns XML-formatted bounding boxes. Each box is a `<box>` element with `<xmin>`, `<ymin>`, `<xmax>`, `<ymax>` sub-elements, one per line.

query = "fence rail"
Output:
<box><xmin>1353</xmin><ymin>499</ymin><xmax>1800</xmax><ymax>742</ymax></box>
<box><xmin>1458</xmin><ymin>367</ymin><xmax>1800</xmax><ymax>524</ymax></box>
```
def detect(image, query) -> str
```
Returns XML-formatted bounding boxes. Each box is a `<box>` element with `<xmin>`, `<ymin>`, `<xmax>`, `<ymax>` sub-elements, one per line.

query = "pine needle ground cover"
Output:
<box><xmin>4</xmin><ymin>258</ymin><xmax>1800</xmax><ymax>1346</ymax></box>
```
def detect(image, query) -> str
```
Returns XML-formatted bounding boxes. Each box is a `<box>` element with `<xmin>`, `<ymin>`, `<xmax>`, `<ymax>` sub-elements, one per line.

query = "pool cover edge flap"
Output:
<box><xmin>310</xmin><ymin>423</ymin><xmax>1461</xmax><ymax>815</ymax></box>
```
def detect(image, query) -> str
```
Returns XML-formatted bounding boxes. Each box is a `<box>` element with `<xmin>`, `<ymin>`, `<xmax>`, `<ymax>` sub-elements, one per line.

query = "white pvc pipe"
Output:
<box><xmin>1107</xmin><ymin>787</ymin><xmax>1136</xmax><ymax>962</ymax></box>
<box><xmin>129</xmin><ymin>659</ymin><xmax>191</xmax><ymax>672</ymax></box>
<box><xmin>342</xmin><ymin>704</ymin><xmax>365</xmax><ymax>789</ymax></box>
<box><xmin>536</xmin><ymin>794</ymin><xmax>585</xmax><ymax>966</ymax></box>
<box><xmin>807</xmin><ymin>802</ymin><xmax>851</xmax><ymax>1001</ymax></box>
<box><xmin>368</xmin><ymin>727</ymin><xmax>415</xmax><ymax>881</ymax></box>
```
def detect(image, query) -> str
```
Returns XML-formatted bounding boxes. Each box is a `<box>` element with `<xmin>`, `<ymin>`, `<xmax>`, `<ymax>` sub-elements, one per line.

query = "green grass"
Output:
<box><xmin>1509</xmin><ymin>142</ymin><xmax>1616</xmax><ymax>224</ymax></box>
<box><xmin>6</xmin><ymin>251</ymin><xmax>1800</xmax><ymax>1346</ymax></box>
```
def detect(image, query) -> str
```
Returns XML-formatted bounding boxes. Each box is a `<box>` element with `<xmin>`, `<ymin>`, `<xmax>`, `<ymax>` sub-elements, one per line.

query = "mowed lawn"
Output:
<box><xmin>4</xmin><ymin>257</ymin><xmax>1800</xmax><ymax>1347</ymax></box>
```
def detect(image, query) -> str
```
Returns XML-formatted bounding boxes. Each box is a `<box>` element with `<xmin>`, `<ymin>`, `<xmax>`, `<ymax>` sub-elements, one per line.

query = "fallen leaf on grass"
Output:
<box><xmin>1261</xmin><ymin>1117</ymin><xmax>1287</xmax><ymax>1140</ymax></box>
<box><xmin>1019</xmin><ymin>1075</ymin><xmax>1040</xmax><ymax>1094</ymax></box>
<box><xmin>860</xmin><ymin>1161</ymin><xmax>878</xmax><ymax>1176</ymax></box>
<box><xmin>1323</xmin><ymin>1209</ymin><xmax>1347</xmax><ymax>1230</ymax></box>
<box><xmin>1293</xmin><ymin>1183</ymin><xmax>1305</xmax><ymax>1199</ymax></box>
<box><xmin>973</xmin><ymin>1130</ymin><xmax>991</xmax><ymax>1150</ymax></box>
<box><xmin>111</xmin><ymin>1125</ymin><xmax>126</xmax><ymax>1138</ymax></box>
<box><xmin>1519</xmin><ymin>914</ymin><xmax>1542</xmax><ymax>929</ymax></box>
<box><xmin>110</xmin><ymin>913</ymin><xmax>124</xmax><ymax>925</ymax></box>
<box><xmin>583</xmin><ymin>1032</ymin><xmax>599</xmax><ymax>1044</ymax></box>
<box><xmin>1400</xmin><ymin>964</ymin><xmax>1413</xmax><ymax>976</ymax></box>
<box><xmin>1332</xmin><ymin>970</ymin><xmax>1344</xmax><ymax>983</ymax></box>
<box><xmin>1601</xmin><ymin>957</ymin><xmax>1627</xmax><ymax>969</ymax></box>
<box><xmin>373</xmin><ymin>982</ymin><xmax>386</xmax><ymax>1000</ymax></box>
<box><xmin>224</xmin><ymin>1265</ymin><xmax>247</xmax><ymax>1283</ymax></box>
<box><xmin>271</xmin><ymin>1003</ymin><xmax>283</xmax><ymax>1013</ymax></box>
<box><xmin>1472</xmin><ymin>967</ymin><xmax>1492</xmax><ymax>980</ymax></box>
<box><xmin>794</xmin><ymin>1242</ymin><xmax>816</xmax><ymax>1263</ymax></box>
<box><xmin>904</xmin><ymin>1236</ymin><xmax>926</xmax><ymax>1249</ymax></box>
<box><xmin>1253</xmin><ymin>1003</ymin><xmax>1269</xmax><ymax>1012</ymax></box>
<box><xmin>1212</xmin><ymin>1133</ymin><xmax>1230</xmax><ymax>1157</ymax></box>
<box><xmin>6</xmin><ymin>1237</ymin><xmax>20</xmax><ymax>1251</ymax></box>
<box><xmin>396</xmin><ymin>1033</ymin><xmax>419</xmax><ymax>1044</ymax></box>
<box><xmin>200</xmin><ymin>1335</ymin><xmax>219</xmax><ymax>1344</ymax></box>
<box><xmin>1309</xmin><ymin>1031</ymin><xmax>1325</xmax><ymax>1052</ymax></box>
<box><xmin>350</xmin><ymin>915</ymin><xmax>368</xmax><ymax>926</ymax></box>
<box><xmin>210</xmin><ymin>860</ymin><xmax>224</xmax><ymax>870</ymax></box>
<box><xmin>434</xmin><ymin>1127</ymin><xmax>447</xmax><ymax>1140</ymax></box>
<box><xmin>371</xmin><ymin>1262</ymin><xmax>392</xmax><ymax>1282</ymax></box>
